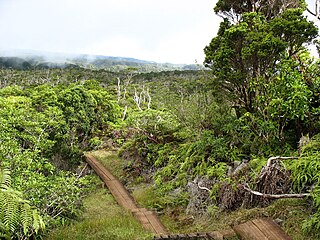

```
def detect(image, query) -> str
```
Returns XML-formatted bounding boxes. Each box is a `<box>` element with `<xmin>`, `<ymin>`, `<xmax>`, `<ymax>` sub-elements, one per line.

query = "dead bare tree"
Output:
<box><xmin>122</xmin><ymin>106</ymin><xmax>128</xmax><ymax>121</ymax></box>
<box><xmin>117</xmin><ymin>77</ymin><xmax>121</xmax><ymax>103</ymax></box>
<box><xmin>116</xmin><ymin>68</ymin><xmax>137</xmax><ymax>120</ymax></box>
<box><xmin>133</xmin><ymin>86</ymin><xmax>142</xmax><ymax>111</ymax></box>
<box><xmin>146</xmin><ymin>87</ymin><xmax>151</xmax><ymax>109</ymax></box>
<box><xmin>133</xmin><ymin>85</ymin><xmax>152</xmax><ymax>111</ymax></box>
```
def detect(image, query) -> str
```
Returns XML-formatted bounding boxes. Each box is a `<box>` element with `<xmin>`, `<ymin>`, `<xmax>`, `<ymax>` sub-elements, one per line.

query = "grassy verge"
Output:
<box><xmin>46</xmin><ymin>185</ymin><xmax>152</xmax><ymax>240</ymax></box>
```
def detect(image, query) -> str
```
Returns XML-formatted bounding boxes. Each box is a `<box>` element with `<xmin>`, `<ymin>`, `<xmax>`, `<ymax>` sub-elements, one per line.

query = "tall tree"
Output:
<box><xmin>204</xmin><ymin>3</ymin><xmax>317</xmax><ymax>115</ymax></box>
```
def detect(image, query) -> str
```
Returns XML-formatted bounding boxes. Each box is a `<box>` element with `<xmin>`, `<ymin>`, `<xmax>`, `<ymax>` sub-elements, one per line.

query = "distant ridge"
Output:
<box><xmin>0</xmin><ymin>49</ymin><xmax>203</xmax><ymax>72</ymax></box>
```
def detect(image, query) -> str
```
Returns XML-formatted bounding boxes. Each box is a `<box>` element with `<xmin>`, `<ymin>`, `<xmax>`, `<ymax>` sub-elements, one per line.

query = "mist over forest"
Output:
<box><xmin>0</xmin><ymin>49</ymin><xmax>202</xmax><ymax>72</ymax></box>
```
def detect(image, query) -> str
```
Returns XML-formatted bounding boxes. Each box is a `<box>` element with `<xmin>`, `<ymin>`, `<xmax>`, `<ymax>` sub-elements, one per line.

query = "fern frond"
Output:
<box><xmin>2</xmin><ymin>190</ymin><xmax>20</xmax><ymax>233</ymax></box>
<box><xmin>32</xmin><ymin>210</ymin><xmax>45</xmax><ymax>234</ymax></box>
<box><xmin>20</xmin><ymin>203</ymin><xmax>32</xmax><ymax>235</ymax></box>
<box><xmin>0</xmin><ymin>221</ymin><xmax>10</xmax><ymax>240</ymax></box>
<box><xmin>0</xmin><ymin>168</ymin><xmax>11</xmax><ymax>190</ymax></box>
<box><xmin>0</xmin><ymin>168</ymin><xmax>45</xmax><ymax>238</ymax></box>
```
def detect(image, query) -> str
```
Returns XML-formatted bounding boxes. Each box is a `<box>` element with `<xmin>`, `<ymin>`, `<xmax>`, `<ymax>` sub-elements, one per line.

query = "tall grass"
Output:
<box><xmin>46</xmin><ymin>188</ymin><xmax>152</xmax><ymax>240</ymax></box>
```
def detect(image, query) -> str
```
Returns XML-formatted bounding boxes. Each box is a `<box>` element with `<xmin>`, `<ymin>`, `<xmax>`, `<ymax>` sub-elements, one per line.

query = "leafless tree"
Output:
<box><xmin>133</xmin><ymin>85</ymin><xmax>152</xmax><ymax>111</ymax></box>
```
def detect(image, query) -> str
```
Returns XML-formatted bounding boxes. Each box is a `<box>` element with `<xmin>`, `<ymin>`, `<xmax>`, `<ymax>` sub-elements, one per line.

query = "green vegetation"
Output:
<box><xmin>2</xmin><ymin>1</ymin><xmax>320</xmax><ymax>239</ymax></box>
<box><xmin>114</xmin><ymin>1</ymin><xmax>320</xmax><ymax>239</ymax></box>
<box><xmin>47</xmin><ymin>188</ymin><xmax>152</xmax><ymax>240</ymax></box>
<box><xmin>0</xmin><ymin>168</ymin><xmax>44</xmax><ymax>239</ymax></box>
<box><xmin>91</xmin><ymin>151</ymin><xmax>313</xmax><ymax>239</ymax></box>
<box><xmin>0</xmin><ymin>80</ymin><xmax>121</xmax><ymax>238</ymax></box>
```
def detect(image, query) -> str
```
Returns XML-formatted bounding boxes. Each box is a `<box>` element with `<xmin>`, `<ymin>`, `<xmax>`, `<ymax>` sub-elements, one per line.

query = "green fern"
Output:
<box><xmin>0</xmin><ymin>168</ymin><xmax>45</xmax><ymax>238</ymax></box>
<box><xmin>0</xmin><ymin>222</ymin><xmax>10</xmax><ymax>240</ymax></box>
<box><xmin>289</xmin><ymin>135</ymin><xmax>320</xmax><ymax>235</ymax></box>
<box><xmin>0</xmin><ymin>168</ymin><xmax>11</xmax><ymax>190</ymax></box>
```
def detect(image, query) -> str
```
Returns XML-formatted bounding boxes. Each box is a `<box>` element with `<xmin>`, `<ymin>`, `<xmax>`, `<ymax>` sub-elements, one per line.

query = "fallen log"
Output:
<box><xmin>240</xmin><ymin>184</ymin><xmax>310</xmax><ymax>199</ymax></box>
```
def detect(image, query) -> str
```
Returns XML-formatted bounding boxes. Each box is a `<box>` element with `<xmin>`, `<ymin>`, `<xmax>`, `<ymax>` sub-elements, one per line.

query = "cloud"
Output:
<box><xmin>0</xmin><ymin>0</ymin><xmax>220</xmax><ymax>63</ymax></box>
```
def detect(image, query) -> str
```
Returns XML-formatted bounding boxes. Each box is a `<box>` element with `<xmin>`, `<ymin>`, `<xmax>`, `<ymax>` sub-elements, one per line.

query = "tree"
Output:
<box><xmin>214</xmin><ymin>0</ymin><xmax>303</xmax><ymax>21</ymax></box>
<box><xmin>204</xmin><ymin>6</ymin><xmax>317</xmax><ymax>115</ymax></box>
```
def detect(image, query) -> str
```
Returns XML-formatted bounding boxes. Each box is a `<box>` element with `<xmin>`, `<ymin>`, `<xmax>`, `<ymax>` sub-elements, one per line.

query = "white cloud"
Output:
<box><xmin>0</xmin><ymin>0</ymin><xmax>221</xmax><ymax>63</ymax></box>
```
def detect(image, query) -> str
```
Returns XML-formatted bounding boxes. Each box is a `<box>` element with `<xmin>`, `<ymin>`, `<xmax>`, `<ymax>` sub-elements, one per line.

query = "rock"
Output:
<box><xmin>186</xmin><ymin>176</ymin><xmax>214</xmax><ymax>215</ymax></box>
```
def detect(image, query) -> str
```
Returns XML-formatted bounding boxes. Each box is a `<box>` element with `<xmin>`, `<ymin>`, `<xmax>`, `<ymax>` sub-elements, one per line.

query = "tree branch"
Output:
<box><xmin>307</xmin><ymin>7</ymin><xmax>320</xmax><ymax>20</ymax></box>
<box><xmin>198</xmin><ymin>183</ymin><xmax>211</xmax><ymax>192</ymax></box>
<box><xmin>74</xmin><ymin>163</ymin><xmax>88</xmax><ymax>182</ymax></box>
<box><xmin>266</xmin><ymin>156</ymin><xmax>299</xmax><ymax>167</ymax></box>
<box><xmin>240</xmin><ymin>185</ymin><xmax>310</xmax><ymax>199</ymax></box>
<box><xmin>316</xmin><ymin>0</ymin><xmax>320</xmax><ymax>20</ymax></box>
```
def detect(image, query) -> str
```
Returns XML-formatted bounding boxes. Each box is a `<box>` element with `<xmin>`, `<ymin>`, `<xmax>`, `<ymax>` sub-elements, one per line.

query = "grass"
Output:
<box><xmin>91</xmin><ymin>150</ymin><xmax>124</xmax><ymax>179</ymax></box>
<box><xmin>46</xmin><ymin>186</ymin><xmax>153</xmax><ymax>240</ymax></box>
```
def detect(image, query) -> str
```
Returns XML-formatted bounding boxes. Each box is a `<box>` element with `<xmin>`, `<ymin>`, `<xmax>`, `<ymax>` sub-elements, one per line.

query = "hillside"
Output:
<box><xmin>0</xmin><ymin>50</ymin><xmax>202</xmax><ymax>72</ymax></box>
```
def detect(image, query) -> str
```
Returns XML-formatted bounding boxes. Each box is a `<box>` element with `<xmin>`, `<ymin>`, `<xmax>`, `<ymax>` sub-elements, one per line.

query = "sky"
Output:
<box><xmin>0</xmin><ymin>0</ymin><xmax>221</xmax><ymax>64</ymax></box>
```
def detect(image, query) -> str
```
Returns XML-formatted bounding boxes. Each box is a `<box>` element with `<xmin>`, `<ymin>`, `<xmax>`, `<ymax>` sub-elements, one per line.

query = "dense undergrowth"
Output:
<box><xmin>90</xmin><ymin>151</ymin><xmax>317</xmax><ymax>240</ymax></box>
<box><xmin>0</xmin><ymin>79</ymin><xmax>121</xmax><ymax>238</ymax></box>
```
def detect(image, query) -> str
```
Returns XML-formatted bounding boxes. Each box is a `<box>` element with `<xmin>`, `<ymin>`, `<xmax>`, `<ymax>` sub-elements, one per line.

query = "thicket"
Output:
<box><xmin>0</xmin><ymin>66</ymin><xmax>204</xmax><ymax>238</ymax></box>
<box><xmin>0</xmin><ymin>80</ymin><xmax>121</xmax><ymax>238</ymax></box>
